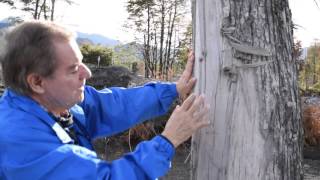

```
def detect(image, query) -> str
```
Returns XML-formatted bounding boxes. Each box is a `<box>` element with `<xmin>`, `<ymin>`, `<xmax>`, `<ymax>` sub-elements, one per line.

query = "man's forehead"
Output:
<box><xmin>52</xmin><ymin>40</ymin><xmax>82</xmax><ymax>69</ymax></box>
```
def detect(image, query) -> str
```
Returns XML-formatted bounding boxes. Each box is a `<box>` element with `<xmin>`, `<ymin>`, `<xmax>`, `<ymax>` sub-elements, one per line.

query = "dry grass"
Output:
<box><xmin>303</xmin><ymin>106</ymin><xmax>320</xmax><ymax>146</ymax></box>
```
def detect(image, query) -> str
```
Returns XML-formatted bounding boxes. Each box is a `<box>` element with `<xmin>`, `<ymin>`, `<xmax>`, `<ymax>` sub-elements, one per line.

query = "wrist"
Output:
<box><xmin>161</xmin><ymin>132</ymin><xmax>178</xmax><ymax>148</ymax></box>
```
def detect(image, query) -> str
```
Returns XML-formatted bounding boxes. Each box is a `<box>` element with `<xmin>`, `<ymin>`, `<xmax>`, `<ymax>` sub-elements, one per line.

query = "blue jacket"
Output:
<box><xmin>0</xmin><ymin>82</ymin><xmax>178</xmax><ymax>180</ymax></box>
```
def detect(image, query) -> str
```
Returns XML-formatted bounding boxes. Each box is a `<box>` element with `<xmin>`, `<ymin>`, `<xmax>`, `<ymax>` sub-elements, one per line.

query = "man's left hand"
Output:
<box><xmin>176</xmin><ymin>51</ymin><xmax>196</xmax><ymax>100</ymax></box>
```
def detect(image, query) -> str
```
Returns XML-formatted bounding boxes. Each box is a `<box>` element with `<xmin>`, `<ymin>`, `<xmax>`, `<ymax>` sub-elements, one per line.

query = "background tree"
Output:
<box><xmin>298</xmin><ymin>40</ymin><xmax>320</xmax><ymax>93</ymax></box>
<box><xmin>80</xmin><ymin>44</ymin><xmax>113</xmax><ymax>67</ymax></box>
<box><xmin>0</xmin><ymin>0</ymin><xmax>74</xmax><ymax>21</ymax></box>
<box><xmin>113</xmin><ymin>42</ymin><xmax>142</xmax><ymax>67</ymax></box>
<box><xmin>126</xmin><ymin>0</ymin><xmax>189</xmax><ymax>79</ymax></box>
<box><xmin>175</xmin><ymin>22</ymin><xmax>192</xmax><ymax>72</ymax></box>
<box><xmin>191</xmin><ymin>0</ymin><xmax>302</xmax><ymax>179</ymax></box>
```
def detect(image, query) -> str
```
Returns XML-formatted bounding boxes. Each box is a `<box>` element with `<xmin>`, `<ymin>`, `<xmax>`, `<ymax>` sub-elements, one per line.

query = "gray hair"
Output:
<box><xmin>0</xmin><ymin>20</ymin><xmax>74</xmax><ymax>95</ymax></box>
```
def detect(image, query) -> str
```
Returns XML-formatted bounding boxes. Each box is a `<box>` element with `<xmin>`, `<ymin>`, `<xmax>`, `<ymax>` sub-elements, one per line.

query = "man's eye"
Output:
<box><xmin>71</xmin><ymin>68</ymin><xmax>79</xmax><ymax>74</ymax></box>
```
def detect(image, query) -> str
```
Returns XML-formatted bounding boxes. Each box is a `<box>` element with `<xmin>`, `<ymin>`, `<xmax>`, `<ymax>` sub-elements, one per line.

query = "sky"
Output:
<box><xmin>290</xmin><ymin>0</ymin><xmax>320</xmax><ymax>47</ymax></box>
<box><xmin>55</xmin><ymin>0</ymin><xmax>134</xmax><ymax>42</ymax></box>
<box><xmin>0</xmin><ymin>0</ymin><xmax>320</xmax><ymax>46</ymax></box>
<box><xmin>0</xmin><ymin>0</ymin><xmax>134</xmax><ymax>42</ymax></box>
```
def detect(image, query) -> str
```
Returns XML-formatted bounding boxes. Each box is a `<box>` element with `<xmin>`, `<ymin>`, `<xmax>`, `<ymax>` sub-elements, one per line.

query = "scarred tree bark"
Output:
<box><xmin>191</xmin><ymin>0</ymin><xmax>302</xmax><ymax>179</ymax></box>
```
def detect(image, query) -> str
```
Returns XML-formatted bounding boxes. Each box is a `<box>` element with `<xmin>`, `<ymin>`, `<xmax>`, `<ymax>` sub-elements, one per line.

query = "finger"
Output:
<box><xmin>193</xmin><ymin>104</ymin><xmax>209</xmax><ymax>120</ymax></box>
<box><xmin>186</xmin><ymin>77</ymin><xmax>197</xmax><ymax>91</ymax></box>
<box><xmin>188</xmin><ymin>50</ymin><xmax>194</xmax><ymax>60</ymax></box>
<box><xmin>196</xmin><ymin>119</ymin><xmax>210</xmax><ymax>129</ymax></box>
<box><xmin>195</xmin><ymin>108</ymin><xmax>210</xmax><ymax>129</ymax></box>
<box><xmin>189</xmin><ymin>95</ymin><xmax>205</xmax><ymax>114</ymax></box>
<box><xmin>173</xmin><ymin>104</ymin><xmax>181</xmax><ymax>112</ymax></box>
<box><xmin>181</xmin><ymin>94</ymin><xmax>196</xmax><ymax>111</ymax></box>
<box><xmin>182</xmin><ymin>52</ymin><xmax>195</xmax><ymax>79</ymax></box>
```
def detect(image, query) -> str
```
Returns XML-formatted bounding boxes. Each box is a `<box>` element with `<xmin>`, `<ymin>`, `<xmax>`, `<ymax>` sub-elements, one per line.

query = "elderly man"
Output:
<box><xmin>0</xmin><ymin>21</ymin><xmax>209</xmax><ymax>180</ymax></box>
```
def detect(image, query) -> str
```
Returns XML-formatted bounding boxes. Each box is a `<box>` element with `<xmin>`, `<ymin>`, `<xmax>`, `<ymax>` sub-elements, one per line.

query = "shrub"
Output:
<box><xmin>80</xmin><ymin>44</ymin><xmax>112</xmax><ymax>66</ymax></box>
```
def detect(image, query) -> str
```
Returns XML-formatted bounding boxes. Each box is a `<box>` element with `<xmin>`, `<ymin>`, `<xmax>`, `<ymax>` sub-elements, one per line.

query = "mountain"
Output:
<box><xmin>76</xmin><ymin>32</ymin><xmax>120</xmax><ymax>47</ymax></box>
<box><xmin>76</xmin><ymin>37</ymin><xmax>94</xmax><ymax>46</ymax></box>
<box><xmin>0</xmin><ymin>22</ymin><xmax>9</xmax><ymax>29</ymax></box>
<box><xmin>113</xmin><ymin>41</ymin><xmax>144</xmax><ymax>61</ymax></box>
<box><xmin>0</xmin><ymin>21</ymin><xmax>120</xmax><ymax>47</ymax></box>
<box><xmin>0</xmin><ymin>22</ymin><xmax>10</xmax><ymax>37</ymax></box>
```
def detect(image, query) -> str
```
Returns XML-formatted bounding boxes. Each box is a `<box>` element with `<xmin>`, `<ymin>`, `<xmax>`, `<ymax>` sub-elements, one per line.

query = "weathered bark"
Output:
<box><xmin>191</xmin><ymin>0</ymin><xmax>302</xmax><ymax>180</ymax></box>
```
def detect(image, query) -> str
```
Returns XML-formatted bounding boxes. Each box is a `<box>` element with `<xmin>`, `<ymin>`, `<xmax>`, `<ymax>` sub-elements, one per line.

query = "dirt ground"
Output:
<box><xmin>304</xmin><ymin>159</ymin><xmax>320</xmax><ymax>180</ymax></box>
<box><xmin>303</xmin><ymin>146</ymin><xmax>320</xmax><ymax>180</ymax></box>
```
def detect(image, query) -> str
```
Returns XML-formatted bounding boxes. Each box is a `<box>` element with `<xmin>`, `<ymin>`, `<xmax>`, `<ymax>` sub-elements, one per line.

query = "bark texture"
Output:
<box><xmin>191</xmin><ymin>0</ymin><xmax>302</xmax><ymax>179</ymax></box>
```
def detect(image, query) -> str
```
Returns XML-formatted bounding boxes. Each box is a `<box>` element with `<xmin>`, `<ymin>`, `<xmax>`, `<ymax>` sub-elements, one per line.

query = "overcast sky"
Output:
<box><xmin>290</xmin><ymin>0</ymin><xmax>320</xmax><ymax>47</ymax></box>
<box><xmin>55</xmin><ymin>0</ymin><xmax>133</xmax><ymax>42</ymax></box>
<box><xmin>0</xmin><ymin>0</ymin><xmax>320</xmax><ymax>46</ymax></box>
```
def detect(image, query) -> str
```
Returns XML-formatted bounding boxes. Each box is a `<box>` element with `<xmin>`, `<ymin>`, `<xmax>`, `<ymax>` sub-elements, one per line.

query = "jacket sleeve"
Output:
<box><xmin>79</xmin><ymin>82</ymin><xmax>178</xmax><ymax>139</ymax></box>
<box><xmin>1</xmin><ymin>119</ymin><xmax>175</xmax><ymax>180</ymax></box>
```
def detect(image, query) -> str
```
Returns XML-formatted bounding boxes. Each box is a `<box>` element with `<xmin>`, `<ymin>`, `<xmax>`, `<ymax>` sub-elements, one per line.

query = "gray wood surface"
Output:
<box><xmin>191</xmin><ymin>0</ymin><xmax>302</xmax><ymax>179</ymax></box>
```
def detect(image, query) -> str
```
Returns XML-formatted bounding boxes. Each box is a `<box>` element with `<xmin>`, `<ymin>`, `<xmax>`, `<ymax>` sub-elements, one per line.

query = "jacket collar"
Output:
<box><xmin>2</xmin><ymin>88</ymin><xmax>56</xmax><ymax>127</ymax></box>
<box><xmin>3</xmin><ymin>88</ymin><xmax>77</xmax><ymax>144</ymax></box>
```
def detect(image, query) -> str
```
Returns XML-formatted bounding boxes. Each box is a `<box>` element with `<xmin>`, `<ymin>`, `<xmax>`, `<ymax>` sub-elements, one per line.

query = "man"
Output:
<box><xmin>0</xmin><ymin>21</ymin><xmax>209</xmax><ymax>180</ymax></box>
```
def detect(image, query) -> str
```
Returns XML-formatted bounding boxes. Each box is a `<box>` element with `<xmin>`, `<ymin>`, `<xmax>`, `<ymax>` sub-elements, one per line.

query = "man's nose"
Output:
<box><xmin>80</xmin><ymin>63</ymin><xmax>92</xmax><ymax>80</ymax></box>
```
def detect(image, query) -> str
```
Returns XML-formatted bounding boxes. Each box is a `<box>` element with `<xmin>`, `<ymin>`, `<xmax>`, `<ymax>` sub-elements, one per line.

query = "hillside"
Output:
<box><xmin>76</xmin><ymin>32</ymin><xmax>120</xmax><ymax>47</ymax></box>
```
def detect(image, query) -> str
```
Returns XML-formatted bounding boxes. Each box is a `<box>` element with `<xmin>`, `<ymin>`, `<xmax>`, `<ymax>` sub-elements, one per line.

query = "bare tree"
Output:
<box><xmin>126</xmin><ymin>0</ymin><xmax>188</xmax><ymax>79</ymax></box>
<box><xmin>1</xmin><ymin>0</ymin><xmax>74</xmax><ymax>21</ymax></box>
<box><xmin>191</xmin><ymin>0</ymin><xmax>302</xmax><ymax>179</ymax></box>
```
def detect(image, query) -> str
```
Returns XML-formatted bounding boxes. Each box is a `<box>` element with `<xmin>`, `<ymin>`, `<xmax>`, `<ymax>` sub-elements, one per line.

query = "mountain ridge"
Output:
<box><xmin>76</xmin><ymin>31</ymin><xmax>120</xmax><ymax>47</ymax></box>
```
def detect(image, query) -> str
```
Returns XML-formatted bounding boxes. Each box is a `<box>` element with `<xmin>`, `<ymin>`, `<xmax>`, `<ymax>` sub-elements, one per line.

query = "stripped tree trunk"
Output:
<box><xmin>191</xmin><ymin>0</ymin><xmax>302</xmax><ymax>180</ymax></box>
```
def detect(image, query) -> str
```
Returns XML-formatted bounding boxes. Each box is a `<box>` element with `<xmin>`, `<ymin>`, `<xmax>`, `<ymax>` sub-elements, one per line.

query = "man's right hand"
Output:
<box><xmin>161</xmin><ymin>94</ymin><xmax>210</xmax><ymax>148</ymax></box>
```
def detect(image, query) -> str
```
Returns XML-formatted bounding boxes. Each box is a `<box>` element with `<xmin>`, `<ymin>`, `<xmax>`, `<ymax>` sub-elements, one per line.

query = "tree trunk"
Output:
<box><xmin>158</xmin><ymin>0</ymin><xmax>165</xmax><ymax>78</ymax></box>
<box><xmin>164</xmin><ymin>8</ymin><xmax>172</xmax><ymax>79</ymax></box>
<box><xmin>33</xmin><ymin>0</ymin><xmax>40</xmax><ymax>19</ymax></box>
<box><xmin>165</xmin><ymin>0</ymin><xmax>178</xmax><ymax>80</ymax></box>
<box><xmin>50</xmin><ymin>0</ymin><xmax>56</xmax><ymax>21</ymax></box>
<box><xmin>43</xmin><ymin>0</ymin><xmax>48</xmax><ymax>20</ymax></box>
<box><xmin>191</xmin><ymin>0</ymin><xmax>302</xmax><ymax>180</ymax></box>
<box><xmin>152</xmin><ymin>28</ymin><xmax>158</xmax><ymax>78</ymax></box>
<box><xmin>143</xmin><ymin>34</ymin><xmax>150</xmax><ymax>78</ymax></box>
<box><xmin>147</xmin><ymin>4</ymin><xmax>151</xmax><ymax>77</ymax></box>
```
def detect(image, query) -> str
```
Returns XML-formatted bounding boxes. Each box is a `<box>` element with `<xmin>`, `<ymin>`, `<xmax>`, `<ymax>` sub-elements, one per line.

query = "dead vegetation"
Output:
<box><xmin>303</xmin><ymin>106</ymin><xmax>320</xmax><ymax>146</ymax></box>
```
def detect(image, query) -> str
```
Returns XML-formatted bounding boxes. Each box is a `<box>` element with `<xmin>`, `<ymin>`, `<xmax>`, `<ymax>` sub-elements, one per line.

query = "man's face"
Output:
<box><xmin>41</xmin><ymin>39</ymin><xmax>92</xmax><ymax>110</ymax></box>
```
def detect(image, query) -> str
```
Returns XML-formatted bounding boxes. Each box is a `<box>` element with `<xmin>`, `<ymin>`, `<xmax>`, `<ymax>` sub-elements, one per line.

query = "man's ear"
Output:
<box><xmin>26</xmin><ymin>73</ymin><xmax>45</xmax><ymax>94</ymax></box>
